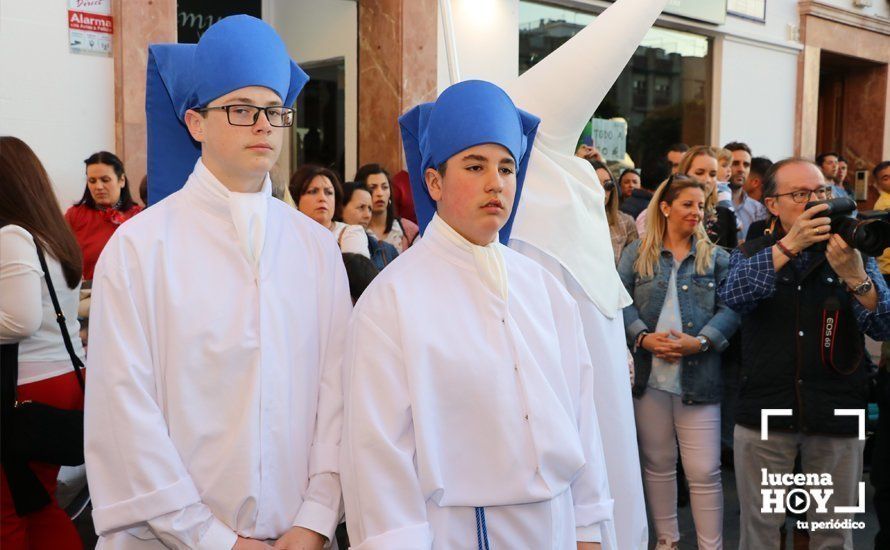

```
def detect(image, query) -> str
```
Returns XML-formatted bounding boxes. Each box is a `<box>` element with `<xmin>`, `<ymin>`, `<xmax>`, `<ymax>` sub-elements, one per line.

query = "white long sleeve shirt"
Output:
<box><xmin>0</xmin><ymin>225</ymin><xmax>84</xmax><ymax>384</ymax></box>
<box><xmin>84</xmin><ymin>160</ymin><xmax>351</xmax><ymax>548</ymax></box>
<box><xmin>341</xmin><ymin>214</ymin><xmax>613</xmax><ymax>549</ymax></box>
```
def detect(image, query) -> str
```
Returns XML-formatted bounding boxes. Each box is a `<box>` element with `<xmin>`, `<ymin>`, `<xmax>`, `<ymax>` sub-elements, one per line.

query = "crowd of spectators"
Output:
<box><xmin>595</xmin><ymin>138</ymin><xmax>890</xmax><ymax>549</ymax></box>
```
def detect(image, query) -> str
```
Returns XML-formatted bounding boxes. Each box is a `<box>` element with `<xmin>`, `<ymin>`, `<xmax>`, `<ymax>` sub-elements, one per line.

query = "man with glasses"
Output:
<box><xmin>84</xmin><ymin>16</ymin><xmax>349</xmax><ymax>549</ymax></box>
<box><xmin>718</xmin><ymin>158</ymin><xmax>890</xmax><ymax>549</ymax></box>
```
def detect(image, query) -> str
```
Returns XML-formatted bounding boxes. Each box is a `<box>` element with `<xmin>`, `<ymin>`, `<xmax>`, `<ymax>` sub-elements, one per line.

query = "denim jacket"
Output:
<box><xmin>617</xmin><ymin>238</ymin><xmax>740</xmax><ymax>404</ymax></box>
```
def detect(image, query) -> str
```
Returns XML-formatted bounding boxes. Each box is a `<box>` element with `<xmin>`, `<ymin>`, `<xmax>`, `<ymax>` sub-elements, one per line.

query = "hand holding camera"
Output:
<box><xmin>825</xmin><ymin>234</ymin><xmax>867</xmax><ymax>287</ymax></box>
<box><xmin>778</xmin><ymin>202</ymin><xmax>832</xmax><ymax>255</ymax></box>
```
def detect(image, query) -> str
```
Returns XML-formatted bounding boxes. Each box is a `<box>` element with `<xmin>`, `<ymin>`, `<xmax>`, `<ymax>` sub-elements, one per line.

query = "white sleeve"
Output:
<box><xmin>0</xmin><ymin>226</ymin><xmax>43</xmax><ymax>341</ymax></box>
<box><xmin>146</xmin><ymin>504</ymin><xmax>237</xmax><ymax>550</ymax></box>
<box><xmin>506</xmin><ymin>0</ymin><xmax>668</xmax><ymax>154</ymax></box>
<box><xmin>293</xmin><ymin>239</ymin><xmax>353</xmax><ymax>540</ymax></box>
<box><xmin>338</xmin><ymin>225</ymin><xmax>371</xmax><ymax>259</ymax></box>
<box><xmin>561</xmin><ymin>302</ymin><xmax>615</xmax><ymax>544</ymax></box>
<box><xmin>84</xmin><ymin>235</ymin><xmax>229</xmax><ymax>541</ymax></box>
<box><xmin>341</xmin><ymin>312</ymin><xmax>433</xmax><ymax>550</ymax></box>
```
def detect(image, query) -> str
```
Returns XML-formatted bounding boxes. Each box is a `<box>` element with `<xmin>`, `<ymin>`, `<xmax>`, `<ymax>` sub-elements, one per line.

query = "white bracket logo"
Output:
<box><xmin>759</xmin><ymin>408</ymin><xmax>866</xmax><ymax>514</ymax></box>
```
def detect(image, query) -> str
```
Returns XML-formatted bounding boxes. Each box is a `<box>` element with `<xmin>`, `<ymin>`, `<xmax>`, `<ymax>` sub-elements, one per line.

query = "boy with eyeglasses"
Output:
<box><xmin>84</xmin><ymin>16</ymin><xmax>349</xmax><ymax>549</ymax></box>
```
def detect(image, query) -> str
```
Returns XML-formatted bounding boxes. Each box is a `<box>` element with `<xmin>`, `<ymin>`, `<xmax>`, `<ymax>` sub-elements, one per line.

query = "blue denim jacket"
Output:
<box><xmin>617</xmin><ymin>238</ymin><xmax>740</xmax><ymax>404</ymax></box>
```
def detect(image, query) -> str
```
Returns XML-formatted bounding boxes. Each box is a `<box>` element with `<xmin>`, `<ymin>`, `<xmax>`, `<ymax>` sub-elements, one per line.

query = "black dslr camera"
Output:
<box><xmin>804</xmin><ymin>198</ymin><xmax>890</xmax><ymax>256</ymax></box>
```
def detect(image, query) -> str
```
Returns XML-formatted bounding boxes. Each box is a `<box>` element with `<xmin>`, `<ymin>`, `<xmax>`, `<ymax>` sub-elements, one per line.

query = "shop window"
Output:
<box><xmin>295</xmin><ymin>59</ymin><xmax>346</xmax><ymax>179</ymax></box>
<box><xmin>177</xmin><ymin>0</ymin><xmax>261</xmax><ymax>43</ymax></box>
<box><xmin>519</xmin><ymin>1</ymin><xmax>711</xmax><ymax>187</ymax></box>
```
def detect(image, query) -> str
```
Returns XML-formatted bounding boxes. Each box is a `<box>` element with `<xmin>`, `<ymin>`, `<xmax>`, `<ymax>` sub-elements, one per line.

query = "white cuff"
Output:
<box><xmin>576</xmin><ymin>521</ymin><xmax>603</xmax><ymax>543</ymax></box>
<box><xmin>351</xmin><ymin>523</ymin><xmax>433</xmax><ymax>550</ymax></box>
<box><xmin>92</xmin><ymin>477</ymin><xmax>201</xmax><ymax>534</ymax></box>
<box><xmin>293</xmin><ymin>500</ymin><xmax>339</xmax><ymax>542</ymax></box>
<box><xmin>197</xmin><ymin>517</ymin><xmax>238</xmax><ymax>550</ymax></box>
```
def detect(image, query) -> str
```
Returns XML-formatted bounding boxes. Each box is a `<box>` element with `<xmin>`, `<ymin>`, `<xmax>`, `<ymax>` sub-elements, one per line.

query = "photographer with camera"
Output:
<box><xmin>717</xmin><ymin>158</ymin><xmax>890</xmax><ymax>549</ymax></box>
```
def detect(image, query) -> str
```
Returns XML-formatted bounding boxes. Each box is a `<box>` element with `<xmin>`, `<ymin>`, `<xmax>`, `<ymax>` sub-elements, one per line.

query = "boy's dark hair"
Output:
<box><xmin>873</xmin><ymin>161</ymin><xmax>890</xmax><ymax>179</ymax></box>
<box><xmin>724</xmin><ymin>141</ymin><xmax>752</xmax><ymax>156</ymax></box>
<box><xmin>342</xmin><ymin>253</ymin><xmax>379</xmax><ymax>302</ymax></box>
<box><xmin>749</xmin><ymin>157</ymin><xmax>773</xmax><ymax>180</ymax></box>
<box><xmin>667</xmin><ymin>143</ymin><xmax>689</xmax><ymax>154</ymax></box>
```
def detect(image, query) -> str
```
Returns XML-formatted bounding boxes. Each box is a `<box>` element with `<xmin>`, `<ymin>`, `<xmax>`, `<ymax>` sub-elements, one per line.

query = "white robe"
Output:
<box><xmin>504</xmin><ymin>2</ymin><xmax>671</xmax><ymax>546</ymax></box>
<box><xmin>341</xmin><ymin>215</ymin><xmax>614</xmax><ymax>550</ymax></box>
<box><xmin>84</xmin><ymin>160</ymin><xmax>351</xmax><ymax>548</ymax></box>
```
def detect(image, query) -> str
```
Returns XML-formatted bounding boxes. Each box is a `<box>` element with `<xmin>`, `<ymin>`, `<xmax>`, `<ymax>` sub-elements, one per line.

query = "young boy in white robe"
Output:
<box><xmin>83</xmin><ymin>16</ymin><xmax>350</xmax><ymax>549</ymax></box>
<box><xmin>340</xmin><ymin>80</ymin><xmax>614</xmax><ymax>550</ymax></box>
<box><xmin>504</xmin><ymin>2</ymin><xmax>671</xmax><ymax>547</ymax></box>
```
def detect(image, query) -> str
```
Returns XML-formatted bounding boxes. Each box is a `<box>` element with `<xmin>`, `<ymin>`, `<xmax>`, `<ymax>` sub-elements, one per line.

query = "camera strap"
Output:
<box><xmin>820</xmin><ymin>306</ymin><xmax>840</xmax><ymax>368</ymax></box>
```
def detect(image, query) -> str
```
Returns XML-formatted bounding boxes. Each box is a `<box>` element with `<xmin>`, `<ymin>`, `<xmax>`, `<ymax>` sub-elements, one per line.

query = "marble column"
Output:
<box><xmin>357</xmin><ymin>0</ymin><xmax>437</xmax><ymax>173</ymax></box>
<box><xmin>112</xmin><ymin>0</ymin><xmax>177</xmax><ymax>204</ymax></box>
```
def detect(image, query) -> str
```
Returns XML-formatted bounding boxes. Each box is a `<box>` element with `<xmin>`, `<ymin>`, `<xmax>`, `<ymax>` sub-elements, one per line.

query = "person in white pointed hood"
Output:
<box><xmin>503</xmin><ymin>1</ymin><xmax>671</xmax><ymax>548</ymax></box>
<box><xmin>83</xmin><ymin>15</ymin><xmax>351</xmax><ymax>550</ymax></box>
<box><xmin>340</xmin><ymin>79</ymin><xmax>614</xmax><ymax>550</ymax></box>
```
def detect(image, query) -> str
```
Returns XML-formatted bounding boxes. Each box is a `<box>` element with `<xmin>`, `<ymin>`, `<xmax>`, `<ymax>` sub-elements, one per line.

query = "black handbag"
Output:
<box><xmin>0</xmin><ymin>238</ymin><xmax>86</xmax><ymax>515</ymax></box>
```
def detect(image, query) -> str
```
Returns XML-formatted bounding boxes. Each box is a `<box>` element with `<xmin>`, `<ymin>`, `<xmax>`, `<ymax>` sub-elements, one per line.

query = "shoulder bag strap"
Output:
<box><xmin>33</xmin><ymin>241</ymin><xmax>85</xmax><ymax>392</ymax></box>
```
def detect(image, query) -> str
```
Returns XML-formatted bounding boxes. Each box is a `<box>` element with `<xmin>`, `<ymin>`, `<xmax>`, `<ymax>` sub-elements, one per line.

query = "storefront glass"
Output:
<box><xmin>520</xmin><ymin>2</ymin><xmax>711</xmax><ymax>186</ymax></box>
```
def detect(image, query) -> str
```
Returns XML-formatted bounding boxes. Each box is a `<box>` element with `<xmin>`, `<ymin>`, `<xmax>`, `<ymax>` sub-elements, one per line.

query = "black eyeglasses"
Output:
<box><xmin>769</xmin><ymin>186</ymin><xmax>831</xmax><ymax>204</ymax></box>
<box><xmin>197</xmin><ymin>104</ymin><xmax>295</xmax><ymax>127</ymax></box>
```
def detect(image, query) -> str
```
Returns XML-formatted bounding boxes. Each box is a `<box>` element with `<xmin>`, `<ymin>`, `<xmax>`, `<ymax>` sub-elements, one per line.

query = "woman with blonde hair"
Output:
<box><xmin>617</xmin><ymin>174</ymin><xmax>739</xmax><ymax>550</ymax></box>
<box><xmin>590</xmin><ymin>160</ymin><xmax>637</xmax><ymax>264</ymax></box>
<box><xmin>677</xmin><ymin>146</ymin><xmax>738</xmax><ymax>249</ymax></box>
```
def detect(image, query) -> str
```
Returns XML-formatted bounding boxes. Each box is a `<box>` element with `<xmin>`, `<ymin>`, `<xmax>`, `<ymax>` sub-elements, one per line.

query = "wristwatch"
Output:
<box><xmin>697</xmin><ymin>335</ymin><xmax>710</xmax><ymax>352</ymax></box>
<box><xmin>848</xmin><ymin>277</ymin><xmax>874</xmax><ymax>296</ymax></box>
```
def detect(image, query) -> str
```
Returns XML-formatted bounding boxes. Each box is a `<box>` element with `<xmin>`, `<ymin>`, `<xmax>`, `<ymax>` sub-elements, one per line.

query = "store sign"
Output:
<box><xmin>590</xmin><ymin>118</ymin><xmax>627</xmax><ymax>163</ymax></box>
<box><xmin>663</xmin><ymin>0</ymin><xmax>727</xmax><ymax>25</ymax></box>
<box><xmin>68</xmin><ymin>0</ymin><xmax>112</xmax><ymax>56</ymax></box>
<box><xmin>177</xmin><ymin>0</ymin><xmax>261</xmax><ymax>44</ymax></box>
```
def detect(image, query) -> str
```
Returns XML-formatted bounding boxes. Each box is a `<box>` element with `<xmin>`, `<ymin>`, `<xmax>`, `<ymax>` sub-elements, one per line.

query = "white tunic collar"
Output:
<box><xmin>185</xmin><ymin>159</ymin><xmax>271</xmax><ymax>267</ymax></box>
<box><xmin>427</xmin><ymin>213</ymin><xmax>508</xmax><ymax>302</ymax></box>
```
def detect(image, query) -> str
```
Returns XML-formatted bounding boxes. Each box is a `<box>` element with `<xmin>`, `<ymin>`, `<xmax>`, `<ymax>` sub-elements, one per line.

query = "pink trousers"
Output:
<box><xmin>634</xmin><ymin>388</ymin><xmax>723</xmax><ymax>549</ymax></box>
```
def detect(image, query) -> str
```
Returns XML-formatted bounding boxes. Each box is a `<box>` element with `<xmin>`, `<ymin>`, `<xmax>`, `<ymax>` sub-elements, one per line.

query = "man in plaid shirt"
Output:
<box><xmin>718</xmin><ymin>158</ymin><xmax>890</xmax><ymax>549</ymax></box>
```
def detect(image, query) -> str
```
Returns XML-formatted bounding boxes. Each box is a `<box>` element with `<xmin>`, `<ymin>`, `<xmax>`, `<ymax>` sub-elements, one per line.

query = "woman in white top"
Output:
<box><xmin>290</xmin><ymin>164</ymin><xmax>370</xmax><ymax>258</ymax></box>
<box><xmin>0</xmin><ymin>136</ymin><xmax>85</xmax><ymax>549</ymax></box>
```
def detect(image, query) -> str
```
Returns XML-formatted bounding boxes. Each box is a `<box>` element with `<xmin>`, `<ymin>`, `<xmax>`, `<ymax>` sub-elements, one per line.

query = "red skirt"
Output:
<box><xmin>1</xmin><ymin>370</ymin><xmax>84</xmax><ymax>549</ymax></box>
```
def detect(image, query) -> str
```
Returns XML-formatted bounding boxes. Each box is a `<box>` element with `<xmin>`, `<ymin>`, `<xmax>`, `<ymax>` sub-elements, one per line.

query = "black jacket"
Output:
<box><xmin>619</xmin><ymin>188</ymin><xmax>653</xmax><ymax>220</ymax></box>
<box><xmin>734</xmin><ymin>233</ymin><xmax>869</xmax><ymax>436</ymax></box>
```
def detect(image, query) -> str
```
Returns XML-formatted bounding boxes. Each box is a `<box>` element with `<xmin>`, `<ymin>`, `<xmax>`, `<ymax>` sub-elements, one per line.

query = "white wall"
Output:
<box><xmin>717</xmin><ymin>38</ymin><xmax>798</xmax><ymax>159</ymax></box>
<box><xmin>713</xmin><ymin>0</ymin><xmax>801</xmax><ymax>159</ymax></box>
<box><xmin>437</xmin><ymin>0</ymin><xmax>519</xmax><ymax>93</ymax></box>
<box><xmin>268</xmin><ymin>0</ymin><xmax>357</xmax><ymax>177</ymax></box>
<box><xmin>0</xmin><ymin>0</ymin><xmax>115</xmax><ymax>208</ymax></box>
